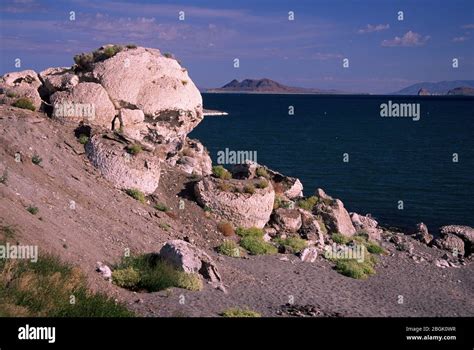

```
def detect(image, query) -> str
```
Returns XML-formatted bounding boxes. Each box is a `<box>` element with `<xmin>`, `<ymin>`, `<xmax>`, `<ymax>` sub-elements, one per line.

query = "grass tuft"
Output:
<box><xmin>125</xmin><ymin>188</ymin><xmax>146</xmax><ymax>203</ymax></box>
<box><xmin>12</xmin><ymin>98</ymin><xmax>35</xmax><ymax>111</ymax></box>
<box><xmin>212</xmin><ymin>165</ymin><xmax>232</xmax><ymax>180</ymax></box>
<box><xmin>217</xmin><ymin>240</ymin><xmax>241</xmax><ymax>257</ymax></box>
<box><xmin>221</xmin><ymin>308</ymin><xmax>261</xmax><ymax>317</ymax></box>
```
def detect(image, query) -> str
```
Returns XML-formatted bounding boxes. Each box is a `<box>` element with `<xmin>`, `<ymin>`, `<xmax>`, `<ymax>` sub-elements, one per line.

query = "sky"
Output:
<box><xmin>0</xmin><ymin>0</ymin><xmax>473</xmax><ymax>93</ymax></box>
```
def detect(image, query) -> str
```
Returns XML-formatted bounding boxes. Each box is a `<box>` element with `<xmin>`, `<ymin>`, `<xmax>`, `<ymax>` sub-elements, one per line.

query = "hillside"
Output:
<box><xmin>393</xmin><ymin>80</ymin><xmax>474</xmax><ymax>95</ymax></box>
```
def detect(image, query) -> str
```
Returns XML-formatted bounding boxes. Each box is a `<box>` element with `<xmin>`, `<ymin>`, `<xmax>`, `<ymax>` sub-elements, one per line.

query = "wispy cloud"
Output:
<box><xmin>381</xmin><ymin>31</ymin><xmax>430</xmax><ymax>47</ymax></box>
<box><xmin>462</xmin><ymin>24</ymin><xmax>474</xmax><ymax>29</ymax></box>
<box><xmin>1</xmin><ymin>0</ymin><xmax>46</xmax><ymax>13</ymax></box>
<box><xmin>358</xmin><ymin>24</ymin><xmax>389</xmax><ymax>34</ymax></box>
<box><xmin>452</xmin><ymin>36</ymin><xmax>469</xmax><ymax>42</ymax></box>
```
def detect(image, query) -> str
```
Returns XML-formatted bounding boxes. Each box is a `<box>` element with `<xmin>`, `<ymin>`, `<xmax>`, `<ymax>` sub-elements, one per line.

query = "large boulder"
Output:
<box><xmin>298</xmin><ymin>209</ymin><xmax>326</xmax><ymax>246</ymax></box>
<box><xmin>272</xmin><ymin>208</ymin><xmax>302</xmax><ymax>233</ymax></box>
<box><xmin>50</xmin><ymin>82</ymin><xmax>116</xmax><ymax>126</ymax></box>
<box><xmin>39</xmin><ymin>67</ymin><xmax>79</xmax><ymax>95</ymax></box>
<box><xmin>413</xmin><ymin>222</ymin><xmax>433</xmax><ymax>245</ymax></box>
<box><xmin>350</xmin><ymin>212</ymin><xmax>382</xmax><ymax>241</ymax></box>
<box><xmin>85</xmin><ymin>134</ymin><xmax>160</xmax><ymax>194</ymax></box>
<box><xmin>314</xmin><ymin>189</ymin><xmax>356</xmax><ymax>237</ymax></box>
<box><xmin>194</xmin><ymin>176</ymin><xmax>275</xmax><ymax>229</ymax></box>
<box><xmin>0</xmin><ymin>70</ymin><xmax>43</xmax><ymax>111</ymax></box>
<box><xmin>433</xmin><ymin>233</ymin><xmax>465</xmax><ymax>257</ymax></box>
<box><xmin>438</xmin><ymin>225</ymin><xmax>473</xmax><ymax>256</ymax></box>
<box><xmin>159</xmin><ymin>240</ymin><xmax>221</xmax><ymax>283</ymax></box>
<box><xmin>89</xmin><ymin>46</ymin><xmax>203</xmax><ymax>154</ymax></box>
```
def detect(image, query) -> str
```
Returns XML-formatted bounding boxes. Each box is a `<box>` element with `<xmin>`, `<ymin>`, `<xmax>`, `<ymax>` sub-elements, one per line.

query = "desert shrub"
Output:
<box><xmin>217</xmin><ymin>240</ymin><xmax>241</xmax><ymax>257</ymax></box>
<box><xmin>163</xmin><ymin>52</ymin><xmax>173</xmax><ymax>58</ymax></box>
<box><xmin>125</xmin><ymin>188</ymin><xmax>146</xmax><ymax>203</ymax></box>
<box><xmin>126</xmin><ymin>44</ymin><xmax>137</xmax><ymax>49</ymax></box>
<box><xmin>332</xmin><ymin>233</ymin><xmax>350</xmax><ymax>244</ymax></box>
<box><xmin>12</xmin><ymin>98</ymin><xmax>35</xmax><ymax>111</ymax></box>
<box><xmin>273</xmin><ymin>195</ymin><xmax>293</xmax><ymax>210</ymax></box>
<box><xmin>0</xmin><ymin>254</ymin><xmax>133</xmax><ymax>317</ymax></box>
<box><xmin>6</xmin><ymin>91</ymin><xmax>17</xmax><ymax>98</ymax></box>
<box><xmin>1</xmin><ymin>225</ymin><xmax>15</xmax><ymax>239</ymax></box>
<box><xmin>78</xmin><ymin>134</ymin><xmax>89</xmax><ymax>145</ymax></box>
<box><xmin>217</xmin><ymin>221</ymin><xmax>235</xmax><ymax>236</ymax></box>
<box><xmin>297</xmin><ymin>196</ymin><xmax>318</xmax><ymax>211</ymax></box>
<box><xmin>217</xmin><ymin>182</ymin><xmax>232</xmax><ymax>192</ymax></box>
<box><xmin>334</xmin><ymin>257</ymin><xmax>376</xmax><ymax>279</ymax></box>
<box><xmin>221</xmin><ymin>308</ymin><xmax>261</xmax><ymax>317</ymax></box>
<box><xmin>112</xmin><ymin>254</ymin><xmax>202</xmax><ymax>292</ymax></box>
<box><xmin>159</xmin><ymin>223</ymin><xmax>171</xmax><ymax>231</ymax></box>
<box><xmin>243</xmin><ymin>184</ymin><xmax>255</xmax><ymax>194</ymax></box>
<box><xmin>255</xmin><ymin>179</ymin><xmax>269</xmax><ymax>189</ymax></box>
<box><xmin>366</xmin><ymin>241</ymin><xmax>385</xmax><ymax>255</ymax></box>
<box><xmin>256</xmin><ymin>167</ymin><xmax>269</xmax><ymax>179</ymax></box>
<box><xmin>316</xmin><ymin>217</ymin><xmax>327</xmax><ymax>234</ymax></box>
<box><xmin>275</xmin><ymin>236</ymin><xmax>307</xmax><ymax>254</ymax></box>
<box><xmin>126</xmin><ymin>144</ymin><xmax>142</xmax><ymax>155</ymax></box>
<box><xmin>236</xmin><ymin>227</ymin><xmax>264</xmax><ymax>238</ymax></box>
<box><xmin>154</xmin><ymin>203</ymin><xmax>169</xmax><ymax>212</ymax></box>
<box><xmin>239</xmin><ymin>236</ymin><xmax>277</xmax><ymax>255</ymax></box>
<box><xmin>31</xmin><ymin>154</ymin><xmax>42</xmax><ymax>165</ymax></box>
<box><xmin>103</xmin><ymin>45</ymin><xmax>123</xmax><ymax>58</ymax></box>
<box><xmin>212</xmin><ymin>165</ymin><xmax>232</xmax><ymax>180</ymax></box>
<box><xmin>73</xmin><ymin>52</ymin><xmax>94</xmax><ymax>70</ymax></box>
<box><xmin>26</xmin><ymin>205</ymin><xmax>39</xmax><ymax>215</ymax></box>
<box><xmin>112</xmin><ymin>267</ymin><xmax>140</xmax><ymax>288</ymax></box>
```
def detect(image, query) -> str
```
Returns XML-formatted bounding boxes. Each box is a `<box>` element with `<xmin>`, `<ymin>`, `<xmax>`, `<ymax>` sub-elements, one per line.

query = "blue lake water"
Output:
<box><xmin>191</xmin><ymin>93</ymin><xmax>474</xmax><ymax>231</ymax></box>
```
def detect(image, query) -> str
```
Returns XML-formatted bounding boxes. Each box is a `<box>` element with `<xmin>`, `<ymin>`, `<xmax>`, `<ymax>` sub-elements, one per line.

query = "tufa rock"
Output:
<box><xmin>314</xmin><ymin>189</ymin><xmax>356</xmax><ymax>237</ymax></box>
<box><xmin>350</xmin><ymin>212</ymin><xmax>382</xmax><ymax>241</ymax></box>
<box><xmin>272</xmin><ymin>208</ymin><xmax>302</xmax><ymax>233</ymax></box>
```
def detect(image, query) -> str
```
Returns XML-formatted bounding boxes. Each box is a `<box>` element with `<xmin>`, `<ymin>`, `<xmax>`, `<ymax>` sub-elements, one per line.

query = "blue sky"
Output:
<box><xmin>1</xmin><ymin>0</ymin><xmax>473</xmax><ymax>93</ymax></box>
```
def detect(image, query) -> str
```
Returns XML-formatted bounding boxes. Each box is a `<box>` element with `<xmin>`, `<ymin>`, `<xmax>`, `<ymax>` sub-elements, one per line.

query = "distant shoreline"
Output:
<box><xmin>203</xmin><ymin>92</ymin><xmax>474</xmax><ymax>98</ymax></box>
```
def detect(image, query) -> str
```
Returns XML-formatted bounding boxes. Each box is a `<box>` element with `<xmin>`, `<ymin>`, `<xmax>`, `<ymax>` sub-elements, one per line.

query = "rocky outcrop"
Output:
<box><xmin>300</xmin><ymin>247</ymin><xmax>318</xmax><ymax>262</ymax></box>
<box><xmin>231</xmin><ymin>161</ymin><xmax>303</xmax><ymax>199</ymax></box>
<box><xmin>272</xmin><ymin>208</ymin><xmax>302</xmax><ymax>232</ymax></box>
<box><xmin>85</xmin><ymin>134</ymin><xmax>161</xmax><ymax>194</ymax></box>
<box><xmin>433</xmin><ymin>233</ymin><xmax>465</xmax><ymax>257</ymax></box>
<box><xmin>39</xmin><ymin>67</ymin><xmax>79</xmax><ymax>95</ymax></box>
<box><xmin>440</xmin><ymin>225</ymin><xmax>474</xmax><ymax>247</ymax></box>
<box><xmin>413</xmin><ymin>222</ymin><xmax>433</xmax><ymax>245</ymax></box>
<box><xmin>159</xmin><ymin>240</ymin><xmax>221</xmax><ymax>283</ymax></box>
<box><xmin>314</xmin><ymin>189</ymin><xmax>356</xmax><ymax>237</ymax></box>
<box><xmin>50</xmin><ymin>82</ymin><xmax>116</xmax><ymax>125</ymax></box>
<box><xmin>194</xmin><ymin>176</ymin><xmax>275</xmax><ymax>228</ymax></box>
<box><xmin>167</xmin><ymin>138</ymin><xmax>212</xmax><ymax>176</ymax></box>
<box><xmin>0</xmin><ymin>70</ymin><xmax>43</xmax><ymax>110</ymax></box>
<box><xmin>298</xmin><ymin>209</ymin><xmax>325</xmax><ymax>246</ymax></box>
<box><xmin>350</xmin><ymin>212</ymin><xmax>382</xmax><ymax>241</ymax></box>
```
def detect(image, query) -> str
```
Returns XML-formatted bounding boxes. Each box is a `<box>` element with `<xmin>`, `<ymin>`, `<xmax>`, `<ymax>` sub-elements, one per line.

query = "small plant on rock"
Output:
<box><xmin>255</xmin><ymin>179</ymin><xmax>269</xmax><ymax>189</ymax></box>
<box><xmin>275</xmin><ymin>236</ymin><xmax>307</xmax><ymax>254</ymax></box>
<box><xmin>126</xmin><ymin>144</ymin><xmax>142</xmax><ymax>155</ymax></box>
<box><xmin>26</xmin><ymin>205</ymin><xmax>39</xmax><ymax>215</ymax></box>
<box><xmin>12</xmin><ymin>98</ymin><xmax>35</xmax><ymax>111</ymax></box>
<box><xmin>78</xmin><ymin>134</ymin><xmax>89</xmax><ymax>145</ymax></box>
<box><xmin>256</xmin><ymin>167</ymin><xmax>269</xmax><ymax>179</ymax></box>
<box><xmin>31</xmin><ymin>154</ymin><xmax>42</xmax><ymax>165</ymax></box>
<box><xmin>217</xmin><ymin>221</ymin><xmax>235</xmax><ymax>236</ymax></box>
<box><xmin>297</xmin><ymin>196</ymin><xmax>318</xmax><ymax>211</ymax></box>
<box><xmin>212</xmin><ymin>165</ymin><xmax>232</xmax><ymax>180</ymax></box>
<box><xmin>217</xmin><ymin>240</ymin><xmax>241</xmax><ymax>258</ymax></box>
<box><xmin>221</xmin><ymin>308</ymin><xmax>261</xmax><ymax>317</ymax></box>
<box><xmin>154</xmin><ymin>203</ymin><xmax>169</xmax><ymax>212</ymax></box>
<box><xmin>243</xmin><ymin>184</ymin><xmax>255</xmax><ymax>194</ymax></box>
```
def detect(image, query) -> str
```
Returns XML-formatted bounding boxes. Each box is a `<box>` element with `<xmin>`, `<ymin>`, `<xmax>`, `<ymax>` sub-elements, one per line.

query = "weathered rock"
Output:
<box><xmin>85</xmin><ymin>134</ymin><xmax>160</xmax><ymax>194</ymax></box>
<box><xmin>39</xmin><ymin>67</ymin><xmax>79</xmax><ymax>94</ymax></box>
<box><xmin>194</xmin><ymin>176</ymin><xmax>275</xmax><ymax>229</ymax></box>
<box><xmin>440</xmin><ymin>225</ymin><xmax>474</xmax><ymax>246</ymax></box>
<box><xmin>168</xmin><ymin>138</ymin><xmax>212</xmax><ymax>176</ymax></box>
<box><xmin>272</xmin><ymin>208</ymin><xmax>302</xmax><ymax>232</ymax></box>
<box><xmin>350</xmin><ymin>212</ymin><xmax>382</xmax><ymax>241</ymax></box>
<box><xmin>314</xmin><ymin>189</ymin><xmax>356</xmax><ymax>237</ymax></box>
<box><xmin>300</xmin><ymin>247</ymin><xmax>318</xmax><ymax>263</ymax></box>
<box><xmin>390</xmin><ymin>235</ymin><xmax>414</xmax><ymax>254</ymax></box>
<box><xmin>51</xmin><ymin>82</ymin><xmax>116</xmax><ymax>126</ymax></box>
<box><xmin>433</xmin><ymin>233</ymin><xmax>465</xmax><ymax>257</ymax></box>
<box><xmin>231</xmin><ymin>161</ymin><xmax>303</xmax><ymax>199</ymax></box>
<box><xmin>96</xmin><ymin>262</ymin><xmax>112</xmax><ymax>280</ymax></box>
<box><xmin>0</xmin><ymin>70</ymin><xmax>43</xmax><ymax>111</ymax></box>
<box><xmin>434</xmin><ymin>258</ymin><xmax>450</xmax><ymax>268</ymax></box>
<box><xmin>87</xmin><ymin>47</ymin><xmax>203</xmax><ymax>154</ymax></box>
<box><xmin>116</xmin><ymin>108</ymin><xmax>147</xmax><ymax>140</ymax></box>
<box><xmin>298</xmin><ymin>209</ymin><xmax>325</xmax><ymax>245</ymax></box>
<box><xmin>413</xmin><ymin>222</ymin><xmax>433</xmax><ymax>245</ymax></box>
<box><xmin>159</xmin><ymin>240</ymin><xmax>221</xmax><ymax>282</ymax></box>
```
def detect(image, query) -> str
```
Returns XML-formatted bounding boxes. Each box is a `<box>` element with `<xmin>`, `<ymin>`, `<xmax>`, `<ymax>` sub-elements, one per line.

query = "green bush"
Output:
<box><xmin>126</xmin><ymin>144</ymin><xmax>142</xmax><ymax>155</ymax></box>
<box><xmin>256</xmin><ymin>167</ymin><xmax>269</xmax><ymax>179</ymax></box>
<box><xmin>332</xmin><ymin>233</ymin><xmax>350</xmax><ymax>244</ymax></box>
<box><xmin>255</xmin><ymin>179</ymin><xmax>269</xmax><ymax>189</ymax></box>
<box><xmin>78</xmin><ymin>134</ymin><xmax>89</xmax><ymax>145</ymax></box>
<box><xmin>366</xmin><ymin>241</ymin><xmax>385</xmax><ymax>255</ymax></box>
<box><xmin>0</xmin><ymin>254</ymin><xmax>133</xmax><ymax>317</ymax></box>
<box><xmin>221</xmin><ymin>308</ymin><xmax>261</xmax><ymax>317</ymax></box>
<box><xmin>112</xmin><ymin>267</ymin><xmax>141</xmax><ymax>288</ymax></box>
<box><xmin>217</xmin><ymin>182</ymin><xmax>232</xmax><ymax>192</ymax></box>
<box><xmin>154</xmin><ymin>203</ymin><xmax>169</xmax><ymax>212</ymax></box>
<box><xmin>31</xmin><ymin>154</ymin><xmax>42</xmax><ymax>165</ymax></box>
<box><xmin>74</xmin><ymin>52</ymin><xmax>94</xmax><ymax>70</ymax></box>
<box><xmin>217</xmin><ymin>240</ymin><xmax>241</xmax><ymax>257</ymax></box>
<box><xmin>243</xmin><ymin>184</ymin><xmax>255</xmax><ymax>194</ymax></box>
<box><xmin>112</xmin><ymin>254</ymin><xmax>202</xmax><ymax>292</ymax></box>
<box><xmin>236</xmin><ymin>227</ymin><xmax>264</xmax><ymax>238</ymax></box>
<box><xmin>297</xmin><ymin>196</ymin><xmax>318</xmax><ymax>211</ymax></box>
<box><xmin>334</xmin><ymin>258</ymin><xmax>376</xmax><ymax>279</ymax></box>
<box><xmin>103</xmin><ymin>45</ymin><xmax>122</xmax><ymax>58</ymax></box>
<box><xmin>212</xmin><ymin>165</ymin><xmax>232</xmax><ymax>180</ymax></box>
<box><xmin>240</xmin><ymin>235</ymin><xmax>277</xmax><ymax>255</ymax></box>
<box><xmin>125</xmin><ymin>188</ymin><xmax>146</xmax><ymax>203</ymax></box>
<box><xmin>275</xmin><ymin>236</ymin><xmax>307</xmax><ymax>254</ymax></box>
<box><xmin>12</xmin><ymin>98</ymin><xmax>35</xmax><ymax>111</ymax></box>
<box><xmin>26</xmin><ymin>205</ymin><xmax>39</xmax><ymax>215</ymax></box>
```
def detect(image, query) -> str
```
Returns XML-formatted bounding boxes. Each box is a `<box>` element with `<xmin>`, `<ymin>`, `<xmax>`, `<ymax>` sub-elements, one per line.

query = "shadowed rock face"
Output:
<box><xmin>0</xmin><ymin>70</ymin><xmax>43</xmax><ymax>111</ymax></box>
<box><xmin>194</xmin><ymin>176</ymin><xmax>275</xmax><ymax>229</ymax></box>
<box><xmin>314</xmin><ymin>188</ymin><xmax>356</xmax><ymax>237</ymax></box>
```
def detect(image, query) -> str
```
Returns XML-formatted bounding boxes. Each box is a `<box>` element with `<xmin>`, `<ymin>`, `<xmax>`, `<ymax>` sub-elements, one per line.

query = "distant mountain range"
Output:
<box><xmin>392</xmin><ymin>80</ymin><xmax>474</xmax><ymax>95</ymax></box>
<box><xmin>207</xmin><ymin>78</ymin><xmax>346</xmax><ymax>94</ymax></box>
